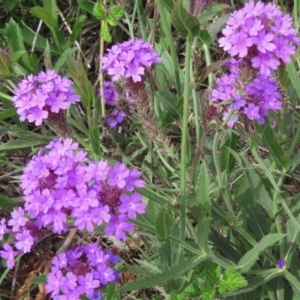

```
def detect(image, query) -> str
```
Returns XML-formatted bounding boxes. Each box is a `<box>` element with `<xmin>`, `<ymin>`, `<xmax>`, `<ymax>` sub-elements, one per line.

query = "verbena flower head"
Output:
<box><xmin>219</xmin><ymin>0</ymin><xmax>299</xmax><ymax>75</ymax></box>
<box><xmin>46</xmin><ymin>243</ymin><xmax>120</xmax><ymax>299</ymax></box>
<box><xmin>101</xmin><ymin>39</ymin><xmax>161</xmax><ymax>82</ymax></box>
<box><xmin>20</xmin><ymin>138</ymin><xmax>146</xmax><ymax>239</ymax></box>
<box><xmin>106</xmin><ymin>108</ymin><xmax>126</xmax><ymax>128</ymax></box>
<box><xmin>12</xmin><ymin>70</ymin><xmax>80</xmax><ymax>125</ymax></box>
<box><xmin>210</xmin><ymin>59</ymin><xmax>281</xmax><ymax>126</ymax></box>
<box><xmin>98</xmin><ymin>81</ymin><xmax>118</xmax><ymax>106</ymax></box>
<box><xmin>277</xmin><ymin>258</ymin><xmax>285</xmax><ymax>269</ymax></box>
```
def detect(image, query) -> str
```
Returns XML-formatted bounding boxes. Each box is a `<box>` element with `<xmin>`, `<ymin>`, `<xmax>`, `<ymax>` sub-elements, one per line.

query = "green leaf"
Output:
<box><xmin>237</xmin><ymin>234</ymin><xmax>286</xmax><ymax>273</ymax></box>
<box><xmin>156</xmin><ymin>207</ymin><xmax>173</xmax><ymax>241</ymax></box>
<box><xmin>100</xmin><ymin>22</ymin><xmax>112</xmax><ymax>43</ymax></box>
<box><xmin>239</xmin><ymin>188</ymin><xmax>269</xmax><ymax>240</ymax></box>
<box><xmin>0</xmin><ymin>139</ymin><xmax>45</xmax><ymax>152</ymax></box>
<box><xmin>65</xmin><ymin>54</ymin><xmax>94</xmax><ymax>109</ymax></box>
<box><xmin>287</xmin><ymin>62</ymin><xmax>300</xmax><ymax>101</ymax></box>
<box><xmin>199</xmin><ymin>4</ymin><xmax>229</xmax><ymax>25</ymax></box>
<box><xmin>196</xmin><ymin>162</ymin><xmax>212</xmax><ymax>252</ymax></box>
<box><xmin>69</xmin><ymin>15</ymin><xmax>87</xmax><ymax>46</ymax></box>
<box><xmin>199</xmin><ymin>30</ymin><xmax>211</xmax><ymax>46</ymax></box>
<box><xmin>225</xmin><ymin>147</ymin><xmax>273</xmax><ymax>218</ymax></box>
<box><xmin>42</xmin><ymin>0</ymin><xmax>58</xmax><ymax>27</ymax></box>
<box><xmin>156</xmin><ymin>90</ymin><xmax>180</xmax><ymax>122</ymax></box>
<box><xmin>220</xmin><ymin>130</ymin><xmax>237</xmax><ymax>173</ymax></box>
<box><xmin>93</xmin><ymin>3</ymin><xmax>106</xmax><ymax>21</ymax></box>
<box><xmin>5</xmin><ymin>19</ymin><xmax>31</xmax><ymax>69</ymax></box>
<box><xmin>90</xmin><ymin>126</ymin><xmax>101</xmax><ymax>156</ymax></box>
<box><xmin>3</xmin><ymin>0</ymin><xmax>19</xmax><ymax>12</ymax></box>
<box><xmin>30</xmin><ymin>274</ymin><xmax>47</xmax><ymax>284</ymax></box>
<box><xmin>78</xmin><ymin>0</ymin><xmax>94</xmax><ymax>14</ymax></box>
<box><xmin>108</xmin><ymin>5</ymin><xmax>124</xmax><ymax>26</ymax></box>
<box><xmin>0</xmin><ymin>108</ymin><xmax>16</xmax><ymax>121</ymax></box>
<box><xmin>202</xmin><ymin>263</ymin><xmax>221</xmax><ymax>285</ymax></box>
<box><xmin>181</xmin><ymin>280</ymin><xmax>201</xmax><ymax>297</ymax></box>
<box><xmin>161</xmin><ymin>0</ymin><xmax>174</xmax><ymax>13</ymax></box>
<box><xmin>259</xmin><ymin>123</ymin><xmax>289</xmax><ymax>171</ymax></box>
<box><xmin>0</xmin><ymin>50</ymin><xmax>11</xmax><ymax>76</ymax></box>
<box><xmin>218</xmin><ymin>268</ymin><xmax>247</xmax><ymax>294</ymax></box>
<box><xmin>119</xmin><ymin>254</ymin><xmax>207</xmax><ymax>292</ymax></box>
<box><xmin>44</xmin><ymin>40</ymin><xmax>52</xmax><ymax>69</ymax></box>
<box><xmin>201</xmin><ymin>286</ymin><xmax>216</xmax><ymax>300</ymax></box>
<box><xmin>0</xmin><ymin>195</ymin><xmax>18</xmax><ymax>212</ymax></box>
<box><xmin>54</xmin><ymin>47</ymin><xmax>77</xmax><ymax>72</ymax></box>
<box><xmin>30</xmin><ymin>6</ymin><xmax>57</xmax><ymax>30</ymax></box>
<box><xmin>172</xmin><ymin>2</ymin><xmax>200</xmax><ymax>38</ymax></box>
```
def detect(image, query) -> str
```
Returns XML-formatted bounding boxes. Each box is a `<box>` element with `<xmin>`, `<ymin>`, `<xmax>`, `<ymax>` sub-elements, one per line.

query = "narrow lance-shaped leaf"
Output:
<box><xmin>237</xmin><ymin>234</ymin><xmax>286</xmax><ymax>273</ymax></box>
<box><xmin>196</xmin><ymin>162</ymin><xmax>212</xmax><ymax>252</ymax></box>
<box><xmin>119</xmin><ymin>254</ymin><xmax>207</xmax><ymax>292</ymax></box>
<box><xmin>156</xmin><ymin>206</ymin><xmax>173</xmax><ymax>242</ymax></box>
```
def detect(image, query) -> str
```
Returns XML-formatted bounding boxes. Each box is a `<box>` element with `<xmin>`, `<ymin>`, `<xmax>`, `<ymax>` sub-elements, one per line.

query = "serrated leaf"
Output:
<box><xmin>156</xmin><ymin>207</ymin><xmax>172</xmax><ymax>241</ymax></box>
<box><xmin>237</xmin><ymin>234</ymin><xmax>286</xmax><ymax>273</ymax></box>
<box><xmin>107</xmin><ymin>5</ymin><xmax>124</xmax><ymax>26</ymax></box>
<box><xmin>203</xmin><ymin>263</ymin><xmax>221</xmax><ymax>285</ymax></box>
<box><xmin>119</xmin><ymin>254</ymin><xmax>207</xmax><ymax>292</ymax></box>
<box><xmin>181</xmin><ymin>280</ymin><xmax>201</xmax><ymax>297</ymax></box>
<box><xmin>100</xmin><ymin>22</ymin><xmax>112</xmax><ymax>43</ymax></box>
<box><xmin>172</xmin><ymin>2</ymin><xmax>200</xmax><ymax>38</ymax></box>
<box><xmin>93</xmin><ymin>3</ymin><xmax>106</xmax><ymax>21</ymax></box>
<box><xmin>219</xmin><ymin>268</ymin><xmax>247</xmax><ymax>294</ymax></box>
<box><xmin>30</xmin><ymin>6</ymin><xmax>57</xmax><ymax>29</ymax></box>
<box><xmin>0</xmin><ymin>195</ymin><xmax>18</xmax><ymax>212</ymax></box>
<box><xmin>202</xmin><ymin>285</ymin><xmax>216</xmax><ymax>300</ymax></box>
<box><xmin>90</xmin><ymin>126</ymin><xmax>101</xmax><ymax>156</ymax></box>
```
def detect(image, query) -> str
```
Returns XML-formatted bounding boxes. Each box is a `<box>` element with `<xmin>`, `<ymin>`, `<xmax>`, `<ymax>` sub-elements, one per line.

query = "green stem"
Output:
<box><xmin>177</xmin><ymin>33</ymin><xmax>192</xmax><ymax>264</ymax></box>
<box><xmin>191</xmin><ymin>37</ymin><xmax>201</xmax><ymax>146</ymax></box>
<box><xmin>202</xmin><ymin>43</ymin><xmax>213</xmax><ymax>87</ymax></box>
<box><xmin>136</xmin><ymin>1</ymin><xmax>147</xmax><ymax>40</ymax></box>
<box><xmin>124</xmin><ymin>11</ymin><xmax>134</xmax><ymax>38</ymax></box>
<box><xmin>156</xmin><ymin>0</ymin><xmax>182</xmax><ymax>96</ymax></box>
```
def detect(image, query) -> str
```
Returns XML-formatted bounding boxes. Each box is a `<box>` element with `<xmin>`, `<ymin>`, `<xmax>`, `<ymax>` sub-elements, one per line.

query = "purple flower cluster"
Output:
<box><xmin>12</xmin><ymin>70</ymin><xmax>80</xmax><ymax>125</ymax></box>
<box><xmin>101</xmin><ymin>39</ymin><xmax>161</xmax><ymax>82</ymax></box>
<box><xmin>219</xmin><ymin>0</ymin><xmax>299</xmax><ymax>75</ymax></box>
<box><xmin>46</xmin><ymin>243</ymin><xmax>120</xmax><ymax>299</ymax></box>
<box><xmin>210</xmin><ymin>59</ymin><xmax>281</xmax><ymax>126</ymax></box>
<box><xmin>20</xmin><ymin>138</ymin><xmax>146</xmax><ymax>239</ymax></box>
<box><xmin>98</xmin><ymin>81</ymin><xmax>127</xmax><ymax>128</ymax></box>
<box><xmin>0</xmin><ymin>209</ymin><xmax>43</xmax><ymax>268</ymax></box>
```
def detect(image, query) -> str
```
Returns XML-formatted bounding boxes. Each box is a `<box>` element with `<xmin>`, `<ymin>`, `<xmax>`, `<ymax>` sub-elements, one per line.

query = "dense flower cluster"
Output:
<box><xmin>98</xmin><ymin>81</ymin><xmax>127</xmax><ymax>128</ymax></box>
<box><xmin>101</xmin><ymin>39</ymin><xmax>161</xmax><ymax>82</ymax></box>
<box><xmin>46</xmin><ymin>243</ymin><xmax>120</xmax><ymax>299</ymax></box>
<box><xmin>12</xmin><ymin>70</ymin><xmax>80</xmax><ymax>126</ymax></box>
<box><xmin>0</xmin><ymin>209</ymin><xmax>44</xmax><ymax>268</ymax></box>
<box><xmin>219</xmin><ymin>0</ymin><xmax>299</xmax><ymax>75</ymax></box>
<box><xmin>210</xmin><ymin>59</ymin><xmax>281</xmax><ymax>126</ymax></box>
<box><xmin>20</xmin><ymin>138</ymin><xmax>145</xmax><ymax>239</ymax></box>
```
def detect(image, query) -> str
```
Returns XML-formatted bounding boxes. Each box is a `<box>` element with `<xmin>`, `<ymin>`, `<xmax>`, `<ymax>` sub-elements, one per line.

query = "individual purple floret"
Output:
<box><xmin>12</xmin><ymin>70</ymin><xmax>80</xmax><ymax>125</ymax></box>
<box><xmin>101</xmin><ymin>39</ymin><xmax>161</xmax><ymax>82</ymax></box>
<box><xmin>19</xmin><ymin>138</ymin><xmax>145</xmax><ymax>240</ymax></box>
<box><xmin>46</xmin><ymin>243</ymin><xmax>120</xmax><ymax>299</ymax></box>
<box><xmin>98</xmin><ymin>81</ymin><xmax>118</xmax><ymax>106</ymax></box>
<box><xmin>210</xmin><ymin>59</ymin><xmax>281</xmax><ymax>126</ymax></box>
<box><xmin>106</xmin><ymin>108</ymin><xmax>126</xmax><ymax>128</ymax></box>
<box><xmin>277</xmin><ymin>258</ymin><xmax>285</xmax><ymax>269</ymax></box>
<box><xmin>0</xmin><ymin>243</ymin><xmax>20</xmax><ymax>269</ymax></box>
<box><xmin>219</xmin><ymin>0</ymin><xmax>299</xmax><ymax>75</ymax></box>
